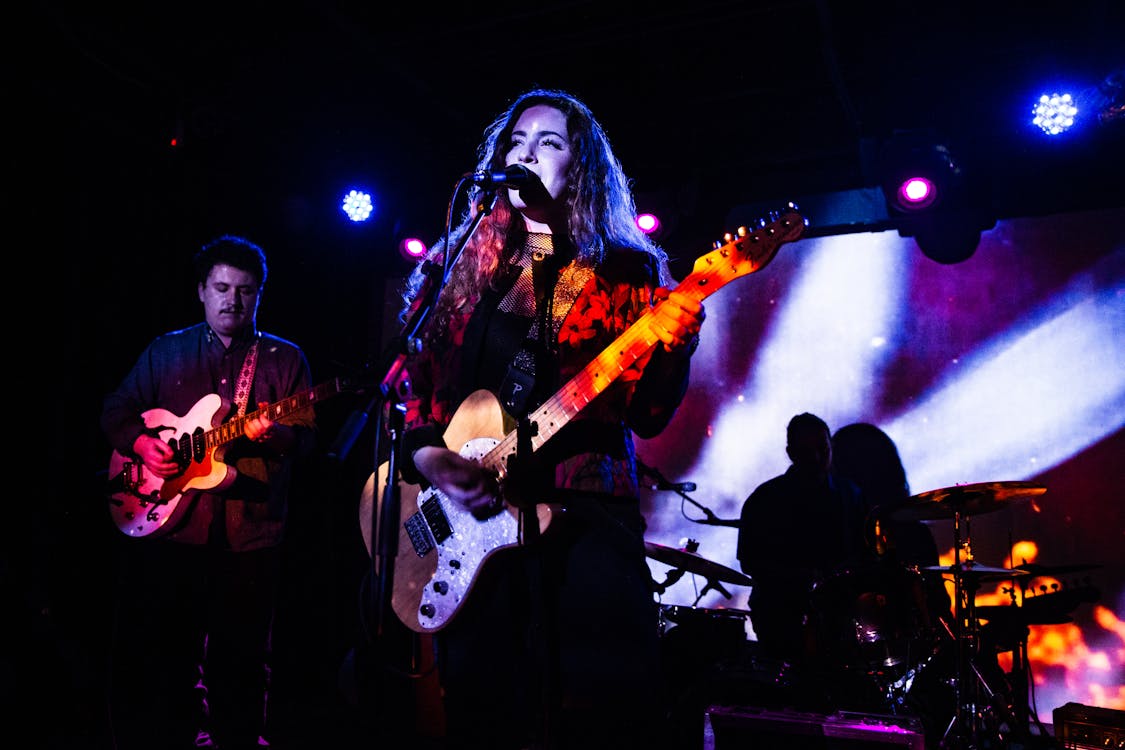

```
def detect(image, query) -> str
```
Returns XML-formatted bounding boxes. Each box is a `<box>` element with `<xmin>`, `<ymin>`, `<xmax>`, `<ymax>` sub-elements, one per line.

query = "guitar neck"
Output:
<box><xmin>476</xmin><ymin>208</ymin><xmax>805</xmax><ymax>476</ymax></box>
<box><xmin>480</xmin><ymin>265</ymin><xmax>739</xmax><ymax>472</ymax></box>
<box><xmin>204</xmin><ymin>377</ymin><xmax>345</xmax><ymax>450</ymax></box>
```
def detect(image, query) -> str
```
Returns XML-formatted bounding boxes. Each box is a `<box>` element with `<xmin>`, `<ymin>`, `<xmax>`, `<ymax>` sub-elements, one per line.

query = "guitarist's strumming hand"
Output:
<box><xmin>652</xmin><ymin>287</ymin><xmax>705</xmax><ymax>353</ymax></box>
<box><xmin>413</xmin><ymin>445</ymin><xmax>502</xmax><ymax>518</ymax></box>
<box><xmin>132</xmin><ymin>434</ymin><xmax>182</xmax><ymax>479</ymax></box>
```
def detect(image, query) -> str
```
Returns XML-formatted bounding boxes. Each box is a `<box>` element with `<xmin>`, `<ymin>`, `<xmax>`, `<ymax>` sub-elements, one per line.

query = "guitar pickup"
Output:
<box><xmin>421</xmin><ymin>496</ymin><xmax>454</xmax><ymax>544</ymax></box>
<box><xmin>121</xmin><ymin>461</ymin><xmax>140</xmax><ymax>492</ymax></box>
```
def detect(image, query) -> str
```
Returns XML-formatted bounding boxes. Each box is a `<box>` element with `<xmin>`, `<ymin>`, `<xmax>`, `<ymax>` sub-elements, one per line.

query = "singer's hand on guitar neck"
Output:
<box><xmin>651</xmin><ymin>287</ymin><xmax>705</xmax><ymax>353</ymax></box>
<box><xmin>413</xmin><ymin>445</ymin><xmax>501</xmax><ymax>516</ymax></box>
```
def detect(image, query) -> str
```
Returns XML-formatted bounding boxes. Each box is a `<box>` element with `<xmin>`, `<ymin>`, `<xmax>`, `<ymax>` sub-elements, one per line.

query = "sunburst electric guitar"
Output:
<box><xmin>107</xmin><ymin>377</ymin><xmax>350</xmax><ymax>537</ymax></box>
<box><xmin>359</xmin><ymin>207</ymin><xmax>807</xmax><ymax>633</ymax></box>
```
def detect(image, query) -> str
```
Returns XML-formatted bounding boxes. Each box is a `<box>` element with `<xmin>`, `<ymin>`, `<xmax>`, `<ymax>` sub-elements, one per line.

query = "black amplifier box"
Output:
<box><xmin>704</xmin><ymin>705</ymin><xmax>925</xmax><ymax>750</ymax></box>
<box><xmin>1053</xmin><ymin>702</ymin><xmax>1125</xmax><ymax>749</ymax></box>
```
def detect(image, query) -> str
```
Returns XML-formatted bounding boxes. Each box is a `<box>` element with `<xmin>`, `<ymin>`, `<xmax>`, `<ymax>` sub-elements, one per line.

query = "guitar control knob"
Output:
<box><xmin>433</xmin><ymin>581</ymin><xmax>449</xmax><ymax>595</ymax></box>
<box><xmin>420</xmin><ymin>603</ymin><xmax>435</xmax><ymax>618</ymax></box>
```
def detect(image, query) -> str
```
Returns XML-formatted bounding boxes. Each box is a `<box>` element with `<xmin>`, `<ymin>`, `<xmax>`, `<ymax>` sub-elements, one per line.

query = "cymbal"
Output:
<box><xmin>977</xmin><ymin>585</ymin><xmax>1100</xmax><ymax>639</ymax></box>
<box><xmin>890</xmin><ymin>481</ymin><xmax>1047</xmax><ymax>521</ymax></box>
<box><xmin>1011</xmin><ymin>562</ymin><xmax>1102</xmax><ymax>577</ymax></box>
<box><xmin>976</xmin><ymin>605</ymin><xmax>1073</xmax><ymax>626</ymax></box>
<box><xmin>644</xmin><ymin>541</ymin><xmax>752</xmax><ymax>586</ymax></box>
<box><xmin>923</xmin><ymin>561</ymin><xmax>1030</xmax><ymax>581</ymax></box>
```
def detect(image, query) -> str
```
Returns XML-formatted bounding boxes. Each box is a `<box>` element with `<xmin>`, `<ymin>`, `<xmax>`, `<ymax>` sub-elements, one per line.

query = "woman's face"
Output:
<box><xmin>504</xmin><ymin>104</ymin><xmax>573</xmax><ymax>224</ymax></box>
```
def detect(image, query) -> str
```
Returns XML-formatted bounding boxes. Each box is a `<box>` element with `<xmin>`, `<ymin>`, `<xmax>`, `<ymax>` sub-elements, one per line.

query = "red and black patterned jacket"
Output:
<box><xmin>400</xmin><ymin>246</ymin><xmax>693</xmax><ymax>503</ymax></box>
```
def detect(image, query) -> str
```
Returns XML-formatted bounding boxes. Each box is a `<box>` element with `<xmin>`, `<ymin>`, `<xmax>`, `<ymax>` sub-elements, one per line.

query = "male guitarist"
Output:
<box><xmin>100</xmin><ymin>234</ymin><xmax>316</xmax><ymax>750</ymax></box>
<box><xmin>386</xmin><ymin>89</ymin><xmax>708</xmax><ymax>750</ymax></box>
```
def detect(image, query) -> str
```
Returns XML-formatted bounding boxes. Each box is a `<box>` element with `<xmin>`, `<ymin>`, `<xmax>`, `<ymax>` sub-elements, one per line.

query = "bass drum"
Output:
<box><xmin>658</xmin><ymin>605</ymin><xmax>754</xmax><ymax>747</ymax></box>
<box><xmin>807</xmin><ymin>562</ymin><xmax>936</xmax><ymax>676</ymax></box>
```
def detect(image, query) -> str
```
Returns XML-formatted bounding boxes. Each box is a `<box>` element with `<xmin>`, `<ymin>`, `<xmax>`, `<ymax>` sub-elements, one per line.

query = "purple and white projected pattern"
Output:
<box><xmin>638</xmin><ymin>206</ymin><xmax>1125</xmax><ymax>722</ymax></box>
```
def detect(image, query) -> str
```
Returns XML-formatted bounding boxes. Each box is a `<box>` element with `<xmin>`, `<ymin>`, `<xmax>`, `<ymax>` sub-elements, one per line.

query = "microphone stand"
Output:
<box><xmin>637</xmin><ymin>458</ymin><xmax>739</xmax><ymax>527</ymax></box>
<box><xmin>330</xmin><ymin>182</ymin><xmax>501</xmax><ymax>645</ymax></box>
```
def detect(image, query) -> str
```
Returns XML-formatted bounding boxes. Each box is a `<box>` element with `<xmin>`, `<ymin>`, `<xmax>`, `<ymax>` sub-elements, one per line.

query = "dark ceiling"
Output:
<box><xmin>29</xmin><ymin>1</ymin><xmax>1125</xmax><ymax>265</ymax></box>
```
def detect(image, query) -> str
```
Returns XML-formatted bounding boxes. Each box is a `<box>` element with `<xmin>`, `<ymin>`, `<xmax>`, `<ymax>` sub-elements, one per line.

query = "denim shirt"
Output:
<box><xmin>101</xmin><ymin>322</ymin><xmax>316</xmax><ymax>550</ymax></box>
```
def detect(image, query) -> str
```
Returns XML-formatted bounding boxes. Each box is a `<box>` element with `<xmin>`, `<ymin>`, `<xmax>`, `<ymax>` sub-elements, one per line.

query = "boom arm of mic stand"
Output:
<box><xmin>637</xmin><ymin>457</ymin><xmax>735</xmax><ymax>525</ymax></box>
<box><xmin>671</xmin><ymin>485</ymin><xmax>741</xmax><ymax>527</ymax></box>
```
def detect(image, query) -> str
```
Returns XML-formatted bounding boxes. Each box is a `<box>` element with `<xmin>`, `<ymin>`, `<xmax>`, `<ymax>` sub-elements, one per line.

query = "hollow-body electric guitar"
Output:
<box><xmin>359</xmin><ymin>207</ymin><xmax>807</xmax><ymax>633</ymax></box>
<box><xmin>107</xmin><ymin>377</ymin><xmax>349</xmax><ymax>537</ymax></box>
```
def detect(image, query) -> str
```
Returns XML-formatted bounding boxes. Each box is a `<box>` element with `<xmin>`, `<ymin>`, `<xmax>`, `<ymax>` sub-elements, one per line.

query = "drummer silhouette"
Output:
<box><xmin>831</xmin><ymin>422</ymin><xmax>961</xmax><ymax>745</ymax></box>
<box><xmin>831</xmin><ymin>422</ymin><xmax>950</xmax><ymax>621</ymax></box>
<box><xmin>736</xmin><ymin>413</ymin><xmax>868</xmax><ymax>673</ymax></box>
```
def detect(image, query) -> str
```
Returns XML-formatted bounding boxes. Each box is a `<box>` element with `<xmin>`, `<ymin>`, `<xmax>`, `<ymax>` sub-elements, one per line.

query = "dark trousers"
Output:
<box><xmin>109</xmin><ymin>537</ymin><xmax>280</xmax><ymax>750</ymax></box>
<box><xmin>437</xmin><ymin>502</ymin><xmax>666</xmax><ymax>750</ymax></box>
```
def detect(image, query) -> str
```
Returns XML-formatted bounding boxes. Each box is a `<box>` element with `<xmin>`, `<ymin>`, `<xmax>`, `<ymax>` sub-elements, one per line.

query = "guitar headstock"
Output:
<box><xmin>691</xmin><ymin>204</ymin><xmax>807</xmax><ymax>282</ymax></box>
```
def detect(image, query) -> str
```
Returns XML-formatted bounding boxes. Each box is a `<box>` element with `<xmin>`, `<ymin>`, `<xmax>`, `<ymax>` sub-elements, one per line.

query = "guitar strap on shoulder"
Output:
<box><xmin>498</xmin><ymin>251</ymin><xmax>592</xmax><ymax>417</ymax></box>
<box><xmin>233</xmin><ymin>338</ymin><xmax>260</xmax><ymax>417</ymax></box>
<box><xmin>498</xmin><ymin>253</ymin><xmax>551</xmax><ymax>417</ymax></box>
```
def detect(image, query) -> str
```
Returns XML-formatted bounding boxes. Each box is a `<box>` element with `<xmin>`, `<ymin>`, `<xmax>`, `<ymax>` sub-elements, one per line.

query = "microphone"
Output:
<box><xmin>468</xmin><ymin>164</ymin><xmax>540</xmax><ymax>190</ymax></box>
<box><xmin>648</xmin><ymin>480</ymin><xmax>697</xmax><ymax>493</ymax></box>
<box><xmin>636</xmin><ymin>457</ymin><xmax>696</xmax><ymax>493</ymax></box>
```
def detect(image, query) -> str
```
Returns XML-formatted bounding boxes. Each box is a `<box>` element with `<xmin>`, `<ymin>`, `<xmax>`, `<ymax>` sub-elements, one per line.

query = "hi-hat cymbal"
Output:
<box><xmin>923</xmin><ymin>561</ymin><xmax>1030</xmax><ymax>581</ymax></box>
<box><xmin>643</xmin><ymin>541</ymin><xmax>752</xmax><ymax>586</ymax></box>
<box><xmin>890</xmin><ymin>481</ymin><xmax>1047</xmax><ymax>521</ymax></box>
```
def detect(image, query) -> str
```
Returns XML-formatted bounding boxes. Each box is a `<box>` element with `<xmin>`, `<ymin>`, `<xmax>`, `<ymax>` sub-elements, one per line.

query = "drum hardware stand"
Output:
<box><xmin>939</xmin><ymin>510</ymin><xmax>1001</xmax><ymax>749</ymax></box>
<box><xmin>652</xmin><ymin>567</ymin><xmax>686</xmax><ymax>596</ymax></box>
<box><xmin>936</xmin><ymin>512</ymin><xmax>1033</xmax><ymax>749</ymax></box>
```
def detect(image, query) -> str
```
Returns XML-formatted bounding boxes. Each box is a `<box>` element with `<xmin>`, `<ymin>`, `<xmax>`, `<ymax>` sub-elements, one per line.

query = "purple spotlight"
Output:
<box><xmin>896</xmin><ymin>176</ymin><xmax>937</xmax><ymax>210</ymax></box>
<box><xmin>399</xmin><ymin>237</ymin><xmax>428</xmax><ymax>261</ymax></box>
<box><xmin>636</xmin><ymin>212</ymin><xmax>661</xmax><ymax>234</ymax></box>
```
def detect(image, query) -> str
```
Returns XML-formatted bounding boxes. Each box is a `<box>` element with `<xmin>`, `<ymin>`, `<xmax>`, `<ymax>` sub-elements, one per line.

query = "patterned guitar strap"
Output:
<box><xmin>232</xmin><ymin>338</ymin><xmax>261</xmax><ymax>417</ymax></box>
<box><xmin>209</xmin><ymin>337</ymin><xmax>259</xmax><ymax>546</ymax></box>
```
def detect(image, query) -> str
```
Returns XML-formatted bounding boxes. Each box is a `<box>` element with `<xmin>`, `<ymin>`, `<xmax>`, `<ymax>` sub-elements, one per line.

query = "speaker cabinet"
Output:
<box><xmin>704</xmin><ymin>705</ymin><xmax>925</xmax><ymax>750</ymax></box>
<box><xmin>1052</xmin><ymin>702</ymin><xmax>1125</xmax><ymax>749</ymax></box>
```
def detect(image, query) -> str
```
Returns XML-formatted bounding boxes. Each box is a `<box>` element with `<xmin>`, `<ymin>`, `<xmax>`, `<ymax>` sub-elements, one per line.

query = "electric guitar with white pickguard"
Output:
<box><xmin>359</xmin><ymin>207</ymin><xmax>807</xmax><ymax>632</ymax></box>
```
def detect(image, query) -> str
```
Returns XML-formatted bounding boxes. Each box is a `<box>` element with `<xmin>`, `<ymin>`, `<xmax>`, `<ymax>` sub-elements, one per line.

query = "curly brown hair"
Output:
<box><xmin>399</xmin><ymin>88</ymin><xmax>672</xmax><ymax>346</ymax></box>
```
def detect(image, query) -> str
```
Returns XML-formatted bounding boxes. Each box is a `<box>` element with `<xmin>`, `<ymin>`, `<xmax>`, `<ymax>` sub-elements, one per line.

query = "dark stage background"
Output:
<box><xmin>20</xmin><ymin>2</ymin><xmax>1125</xmax><ymax>747</ymax></box>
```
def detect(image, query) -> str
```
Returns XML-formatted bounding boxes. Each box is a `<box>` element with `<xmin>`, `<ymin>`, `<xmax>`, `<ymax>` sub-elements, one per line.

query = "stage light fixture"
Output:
<box><xmin>398</xmin><ymin>236</ymin><xmax>428</xmax><ymax>262</ymax></box>
<box><xmin>636</xmin><ymin>212</ymin><xmax>661</xmax><ymax>235</ymax></box>
<box><xmin>877</xmin><ymin>131</ymin><xmax>993</xmax><ymax>264</ymax></box>
<box><xmin>1032</xmin><ymin>92</ymin><xmax>1078</xmax><ymax>136</ymax></box>
<box><xmin>879</xmin><ymin>134</ymin><xmax>961</xmax><ymax>215</ymax></box>
<box><xmin>895</xmin><ymin>176</ymin><xmax>938</xmax><ymax>210</ymax></box>
<box><xmin>341</xmin><ymin>189</ymin><xmax>373</xmax><ymax>222</ymax></box>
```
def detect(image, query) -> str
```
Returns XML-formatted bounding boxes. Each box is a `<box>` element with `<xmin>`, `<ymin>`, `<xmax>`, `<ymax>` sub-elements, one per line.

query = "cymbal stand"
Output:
<box><xmin>938</xmin><ymin>510</ymin><xmax>1023</xmax><ymax>749</ymax></box>
<box><xmin>940</xmin><ymin>509</ymin><xmax>991</xmax><ymax>749</ymax></box>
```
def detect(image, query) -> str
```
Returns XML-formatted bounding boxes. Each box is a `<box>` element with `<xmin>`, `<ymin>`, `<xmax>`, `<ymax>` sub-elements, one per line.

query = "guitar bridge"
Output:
<box><xmin>404</xmin><ymin>513</ymin><xmax>433</xmax><ymax>558</ymax></box>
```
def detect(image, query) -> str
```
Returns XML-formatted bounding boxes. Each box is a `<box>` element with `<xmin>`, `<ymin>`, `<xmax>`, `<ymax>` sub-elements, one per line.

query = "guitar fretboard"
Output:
<box><xmin>204</xmin><ymin>378</ymin><xmax>346</xmax><ymax>450</ymax></box>
<box><xmin>479</xmin><ymin>209</ymin><xmax>804</xmax><ymax>477</ymax></box>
